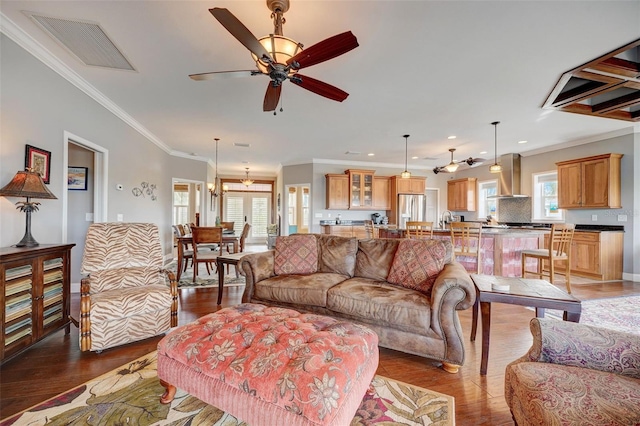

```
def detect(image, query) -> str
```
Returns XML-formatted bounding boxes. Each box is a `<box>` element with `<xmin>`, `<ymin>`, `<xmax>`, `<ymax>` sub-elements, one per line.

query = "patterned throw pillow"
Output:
<box><xmin>387</xmin><ymin>239</ymin><xmax>447</xmax><ymax>296</ymax></box>
<box><xmin>274</xmin><ymin>235</ymin><xmax>319</xmax><ymax>275</ymax></box>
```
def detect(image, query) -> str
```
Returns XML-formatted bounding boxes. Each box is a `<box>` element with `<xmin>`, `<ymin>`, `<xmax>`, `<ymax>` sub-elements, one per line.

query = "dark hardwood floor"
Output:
<box><xmin>2</xmin><ymin>273</ymin><xmax>639</xmax><ymax>424</ymax></box>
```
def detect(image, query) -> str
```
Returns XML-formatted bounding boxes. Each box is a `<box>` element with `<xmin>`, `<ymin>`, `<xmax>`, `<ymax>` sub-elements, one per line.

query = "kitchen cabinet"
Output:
<box><xmin>1</xmin><ymin>244</ymin><xmax>74</xmax><ymax>363</ymax></box>
<box><xmin>325</xmin><ymin>174</ymin><xmax>350</xmax><ymax>210</ymax></box>
<box><xmin>347</xmin><ymin>169</ymin><xmax>375</xmax><ymax>209</ymax></box>
<box><xmin>556</xmin><ymin>153</ymin><xmax>622</xmax><ymax>209</ymax></box>
<box><xmin>393</xmin><ymin>176</ymin><xmax>426</xmax><ymax>194</ymax></box>
<box><xmin>544</xmin><ymin>231</ymin><xmax>622</xmax><ymax>281</ymax></box>
<box><xmin>447</xmin><ymin>178</ymin><xmax>477</xmax><ymax>211</ymax></box>
<box><xmin>373</xmin><ymin>176</ymin><xmax>391</xmax><ymax>210</ymax></box>
<box><xmin>321</xmin><ymin>225</ymin><xmax>367</xmax><ymax>238</ymax></box>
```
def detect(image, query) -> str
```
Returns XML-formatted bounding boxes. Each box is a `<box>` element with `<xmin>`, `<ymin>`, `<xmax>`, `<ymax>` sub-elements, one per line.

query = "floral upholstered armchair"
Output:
<box><xmin>505</xmin><ymin>318</ymin><xmax>640</xmax><ymax>426</ymax></box>
<box><xmin>80</xmin><ymin>223</ymin><xmax>178</xmax><ymax>352</ymax></box>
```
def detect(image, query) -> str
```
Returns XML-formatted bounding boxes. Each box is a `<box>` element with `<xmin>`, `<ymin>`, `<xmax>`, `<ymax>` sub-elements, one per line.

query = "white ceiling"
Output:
<box><xmin>2</xmin><ymin>1</ymin><xmax>639</xmax><ymax>176</ymax></box>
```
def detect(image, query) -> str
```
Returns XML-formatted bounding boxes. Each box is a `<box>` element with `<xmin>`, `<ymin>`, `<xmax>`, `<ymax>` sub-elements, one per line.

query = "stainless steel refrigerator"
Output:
<box><xmin>397</xmin><ymin>194</ymin><xmax>426</xmax><ymax>229</ymax></box>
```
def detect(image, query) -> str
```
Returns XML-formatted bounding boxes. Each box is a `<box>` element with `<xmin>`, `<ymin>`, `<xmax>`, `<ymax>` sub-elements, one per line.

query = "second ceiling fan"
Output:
<box><xmin>190</xmin><ymin>0</ymin><xmax>359</xmax><ymax>112</ymax></box>
<box><xmin>433</xmin><ymin>149</ymin><xmax>486</xmax><ymax>174</ymax></box>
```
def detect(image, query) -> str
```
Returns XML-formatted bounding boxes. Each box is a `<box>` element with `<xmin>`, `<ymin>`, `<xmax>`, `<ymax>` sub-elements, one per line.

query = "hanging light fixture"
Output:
<box><xmin>444</xmin><ymin>148</ymin><xmax>460</xmax><ymax>173</ymax></box>
<box><xmin>401</xmin><ymin>134</ymin><xmax>411</xmax><ymax>179</ymax></box>
<box><xmin>207</xmin><ymin>138</ymin><xmax>228</xmax><ymax>208</ymax></box>
<box><xmin>489</xmin><ymin>121</ymin><xmax>502</xmax><ymax>173</ymax></box>
<box><xmin>241</xmin><ymin>168</ymin><xmax>255</xmax><ymax>187</ymax></box>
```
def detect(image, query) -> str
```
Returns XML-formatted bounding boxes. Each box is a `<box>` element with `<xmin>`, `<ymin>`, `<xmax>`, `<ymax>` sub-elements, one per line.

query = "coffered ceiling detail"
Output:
<box><xmin>543</xmin><ymin>39</ymin><xmax>640</xmax><ymax>122</ymax></box>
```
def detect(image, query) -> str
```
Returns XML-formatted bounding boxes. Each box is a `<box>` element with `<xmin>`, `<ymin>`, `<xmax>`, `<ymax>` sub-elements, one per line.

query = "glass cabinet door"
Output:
<box><xmin>351</xmin><ymin>173</ymin><xmax>361</xmax><ymax>207</ymax></box>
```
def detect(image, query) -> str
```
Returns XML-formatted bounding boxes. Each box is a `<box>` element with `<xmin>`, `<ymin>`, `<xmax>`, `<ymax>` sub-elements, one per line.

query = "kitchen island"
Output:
<box><xmin>379</xmin><ymin>227</ymin><xmax>545</xmax><ymax>277</ymax></box>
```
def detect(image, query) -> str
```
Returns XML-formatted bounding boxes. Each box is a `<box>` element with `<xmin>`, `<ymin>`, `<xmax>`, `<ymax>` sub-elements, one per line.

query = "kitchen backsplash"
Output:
<box><xmin>497</xmin><ymin>198</ymin><xmax>531</xmax><ymax>223</ymax></box>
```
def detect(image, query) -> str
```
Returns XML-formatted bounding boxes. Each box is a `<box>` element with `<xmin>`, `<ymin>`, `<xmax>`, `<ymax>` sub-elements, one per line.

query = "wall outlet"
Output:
<box><xmin>117</xmin><ymin>213</ymin><xmax>124</xmax><ymax>222</ymax></box>
<box><xmin>591</xmin><ymin>214</ymin><xmax>597</xmax><ymax>221</ymax></box>
<box><xmin>618</xmin><ymin>214</ymin><xmax>627</xmax><ymax>222</ymax></box>
<box><xmin>315</xmin><ymin>213</ymin><xmax>323</xmax><ymax>218</ymax></box>
<box><xmin>327</xmin><ymin>213</ymin><xmax>331</xmax><ymax>217</ymax></box>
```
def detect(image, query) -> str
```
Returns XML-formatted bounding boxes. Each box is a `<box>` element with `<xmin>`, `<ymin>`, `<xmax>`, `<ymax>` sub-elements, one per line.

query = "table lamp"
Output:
<box><xmin>0</xmin><ymin>169</ymin><xmax>57</xmax><ymax>247</ymax></box>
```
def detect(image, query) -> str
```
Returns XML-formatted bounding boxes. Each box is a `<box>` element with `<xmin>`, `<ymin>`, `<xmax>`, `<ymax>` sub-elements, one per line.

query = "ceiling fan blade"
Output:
<box><xmin>287</xmin><ymin>31</ymin><xmax>359</xmax><ymax>70</ymax></box>
<box><xmin>263</xmin><ymin>83</ymin><xmax>282</xmax><ymax>111</ymax></box>
<box><xmin>209</xmin><ymin>8</ymin><xmax>273</xmax><ymax>62</ymax></box>
<box><xmin>290</xmin><ymin>74</ymin><xmax>348</xmax><ymax>102</ymax></box>
<box><xmin>189</xmin><ymin>70</ymin><xmax>260</xmax><ymax>81</ymax></box>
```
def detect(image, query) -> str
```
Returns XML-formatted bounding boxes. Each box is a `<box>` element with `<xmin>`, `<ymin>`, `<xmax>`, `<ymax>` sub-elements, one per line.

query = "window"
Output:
<box><xmin>532</xmin><ymin>171</ymin><xmax>564</xmax><ymax>221</ymax></box>
<box><xmin>173</xmin><ymin>184</ymin><xmax>189</xmax><ymax>225</ymax></box>
<box><xmin>477</xmin><ymin>180</ymin><xmax>498</xmax><ymax>220</ymax></box>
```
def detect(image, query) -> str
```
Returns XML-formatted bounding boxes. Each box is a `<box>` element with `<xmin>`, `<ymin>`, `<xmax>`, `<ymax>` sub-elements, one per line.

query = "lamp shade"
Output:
<box><xmin>0</xmin><ymin>170</ymin><xmax>57</xmax><ymax>199</ymax></box>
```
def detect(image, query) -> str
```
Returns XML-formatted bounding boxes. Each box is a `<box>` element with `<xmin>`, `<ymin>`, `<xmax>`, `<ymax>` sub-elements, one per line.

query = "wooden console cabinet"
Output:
<box><xmin>556</xmin><ymin>153</ymin><xmax>622</xmax><ymax>209</ymax></box>
<box><xmin>1</xmin><ymin>244</ymin><xmax>74</xmax><ymax>363</ymax></box>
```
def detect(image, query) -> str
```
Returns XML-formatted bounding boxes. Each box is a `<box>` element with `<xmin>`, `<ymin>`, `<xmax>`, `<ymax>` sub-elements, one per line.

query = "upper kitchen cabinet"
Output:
<box><xmin>392</xmin><ymin>176</ymin><xmax>426</xmax><ymax>194</ymax></box>
<box><xmin>373</xmin><ymin>176</ymin><xmax>391</xmax><ymax>210</ymax></box>
<box><xmin>325</xmin><ymin>174</ymin><xmax>349</xmax><ymax>210</ymax></box>
<box><xmin>447</xmin><ymin>178</ymin><xmax>477</xmax><ymax>211</ymax></box>
<box><xmin>556</xmin><ymin>153</ymin><xmax>623</xmax><ymax>209</ymax></box>
<box><xmin>347</xmin><ymin>169</ymin><xmax>375</xmax><ymax>209</ymax></box>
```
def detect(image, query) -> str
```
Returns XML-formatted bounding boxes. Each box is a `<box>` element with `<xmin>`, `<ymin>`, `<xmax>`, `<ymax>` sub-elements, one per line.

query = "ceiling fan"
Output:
<box><xmin>189</xmin><ymin>0</ymin><xmax>359</xmax><ymax>112</ymax></box>
<box><xmin>433</xmin><ymin>148</ymin><xmax>486</xmax><ymax>174</ymax></box>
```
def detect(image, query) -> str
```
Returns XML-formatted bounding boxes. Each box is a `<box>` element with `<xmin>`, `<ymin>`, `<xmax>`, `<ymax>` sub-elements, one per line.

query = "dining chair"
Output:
<box><xmin>172</xmin><ymin>225</ymin><xmax>193</xmax><ymax>272</ymax></box>
<box><xmin>521</xmin><ymin>223</ymin><xmax>575</xmax><ymax>293</ymax></box>
<box><xmin>191</xmin><ymin>226</ymin><xmax>224</xmax><ymax>282</ymax></box>
<box><xmin>449</xmin><ymin>222</ymin><xmax>483</xmax><ymax>274</ymax></box>
<box><xmin>220</xmin><ymin>221</ymin><xmax>235</xmax><ymax>231</ymax></box>
<box><xmin>238</xmin><ymin>222</ymin><xmax>251</xmax><ymax>253</ymax></box>
<box><xmin>406</xmin><ymin>221</ymin><xmax>434</xmax><ymax>239</ymax></box>
<box><xmin>363</xmin><ymin>220</ymin><xmax>378</xmax><ymax>238</ymax></box>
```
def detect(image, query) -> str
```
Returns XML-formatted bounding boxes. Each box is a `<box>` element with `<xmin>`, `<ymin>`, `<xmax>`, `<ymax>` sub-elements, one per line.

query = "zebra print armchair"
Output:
<box><xmin>80</xmin><ymin>223</ymin><xmax>178</xmax><ymax>352</ymax></box>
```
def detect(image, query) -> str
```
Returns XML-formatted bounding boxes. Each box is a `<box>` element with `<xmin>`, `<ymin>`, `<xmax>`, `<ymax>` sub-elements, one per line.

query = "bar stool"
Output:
<box><xmin>449</xmin><ymin>222</ymin><xmax>483</xmax><ymax>274</ymax></box>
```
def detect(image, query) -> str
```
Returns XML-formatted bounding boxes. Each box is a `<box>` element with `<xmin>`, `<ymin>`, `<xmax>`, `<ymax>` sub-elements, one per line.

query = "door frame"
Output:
<box><xmin>172</xmin><ymin>178</ymin><xmax>206</xmax><ymax>225</ymax></box>
<box><xmin>62</xmin><ymin>131</ymin><xmax>108</xmax><ymax>243</ymax></box>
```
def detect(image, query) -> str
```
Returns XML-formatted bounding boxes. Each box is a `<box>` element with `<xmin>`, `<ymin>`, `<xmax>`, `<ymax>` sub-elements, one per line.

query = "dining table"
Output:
<box><xmin>176</xmin><ymin>231</ymin><xmax>239</xmax><ymax>282</ymax></box>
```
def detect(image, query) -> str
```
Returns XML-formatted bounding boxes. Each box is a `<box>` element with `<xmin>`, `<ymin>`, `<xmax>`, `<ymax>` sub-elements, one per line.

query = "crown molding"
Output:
<box><xmin>1</xmin><ymin>12</ymin><xmax>172</xmax><ymax>154</ymax></box>
<box><xmin>520</xmin><ymin>126</ymin><xmax>637</xmax><ymax>157</ymax></box>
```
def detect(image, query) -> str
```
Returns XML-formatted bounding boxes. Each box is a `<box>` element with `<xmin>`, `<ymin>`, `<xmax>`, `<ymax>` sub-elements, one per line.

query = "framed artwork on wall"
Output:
<box><xmin>25</xmin><ymin>144</ymin><xmax>51</xmax><ymax>184</ymax></box>
<box><xmin>68</xmin><ymin>166</ymin><xmax>88</xmax><ymax>190</ymax></box>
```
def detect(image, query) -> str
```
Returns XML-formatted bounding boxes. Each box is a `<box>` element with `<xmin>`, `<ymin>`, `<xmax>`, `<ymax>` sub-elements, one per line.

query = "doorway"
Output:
<box><xmin>223</xmin><ymin>192</ymin><xmax>271</xmax><ymax>244</ymax></box>
<box><xmin>285</xmin><ymin>185</ymin><xmax>310</xmax><ymax>235</ymax></box>
<box><xmin>172</xmin><ymin>179</ymin><xmax>204</xmax><ymax>226</ymax></box>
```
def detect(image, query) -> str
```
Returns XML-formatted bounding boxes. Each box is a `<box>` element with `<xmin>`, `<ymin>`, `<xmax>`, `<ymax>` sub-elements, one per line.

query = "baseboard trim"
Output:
<box><xmin>622</xmin><ymin>272</ymin><xmax>640</xmax><ymax>282</ymax></box>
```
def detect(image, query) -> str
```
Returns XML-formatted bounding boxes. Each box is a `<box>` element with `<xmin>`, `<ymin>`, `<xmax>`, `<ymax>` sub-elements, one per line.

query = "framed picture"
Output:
<box><xmin>68</xmin><ymin>166</ymin><xmax>88</xmax><ymax>190</ymax></box>
<box><xmin>25</xmin><ymin>145</ymin><xmax>51</xmax><ymax>184</ymax></box>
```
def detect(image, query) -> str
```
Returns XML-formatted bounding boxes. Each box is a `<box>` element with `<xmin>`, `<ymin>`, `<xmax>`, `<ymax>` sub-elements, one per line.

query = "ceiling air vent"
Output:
<box><xmin>25</xmin><ymin>12</ymin><xmax>136</xmax><ymax>71</ymax></box>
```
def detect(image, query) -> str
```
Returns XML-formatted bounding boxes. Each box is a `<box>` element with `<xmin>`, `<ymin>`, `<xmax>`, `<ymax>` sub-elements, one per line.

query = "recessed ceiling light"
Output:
<box><xmin>518</xmin><ymin>140</ymin><xmax>528</xmax><ymax>144</ymax></box>
<box><xmin>234</xmin><ymin>143</ymin><xmax>251</xmax><ymax>148</ymax></box>
<box><xmin>480</xmin><ymin>151</ymin><xmax>488</xmax><ymax>155</ymax></box>
<box><xmin>411</xmin><ymin>156</ymin><xmax>419</xmax><ymax>159</ymax></box>
<box><xmin>367</xmin><ymin>153</ymin><xmax>375</xmax><ymax>156</ymax></box>
<box><xmin>448</xmin><ymin>136</ymin><xmax>456</xmax><ymax>140</ymax></box>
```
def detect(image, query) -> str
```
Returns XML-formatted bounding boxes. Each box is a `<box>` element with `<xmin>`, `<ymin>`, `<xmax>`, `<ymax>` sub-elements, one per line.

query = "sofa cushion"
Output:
<box><xmin>326</xmin><ymin>278</ymin><xmax>436</xmax><ymax>336</ymax></box>
<box><xmin>317</xmin><ymin>235</ymin><xmax>358</xmax><ymax>277</ymax></box>
<box><xmin>506</xmin><ymin>361</ymin><xmax>640</xmax><ymax>426</ymax></box>
<box><xmin>354</xmin><ymin>238</ymin><xmax>401</xmax><ymax>281</ymax></box>
<box><xmin>387</xmin><ymin>239</ymin><xmax>448</xmax><ymax>296</ymax></box>
<box><xmin>274</xmin><ymin>234</ymin><xmax>318</xmax><ymax>275</ymax></box>
<box><xmin>254</xmin><ymin>272</ymin><xmax>348</xmax><ymax>308</ymax></box>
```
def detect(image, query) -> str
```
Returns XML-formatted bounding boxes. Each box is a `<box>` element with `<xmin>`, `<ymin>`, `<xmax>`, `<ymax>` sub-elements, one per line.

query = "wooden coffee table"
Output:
<box><xmin>470</xmin><ymin>274</ymin><xmax>581</xmax><ymax>375</ymax></box>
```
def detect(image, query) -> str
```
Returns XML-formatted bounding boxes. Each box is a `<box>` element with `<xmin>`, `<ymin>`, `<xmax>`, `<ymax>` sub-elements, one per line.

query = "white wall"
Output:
<box><xmin>1</xmin><ymin>34</ymin><xmax>207</xmax><ymax>261</ymax></box>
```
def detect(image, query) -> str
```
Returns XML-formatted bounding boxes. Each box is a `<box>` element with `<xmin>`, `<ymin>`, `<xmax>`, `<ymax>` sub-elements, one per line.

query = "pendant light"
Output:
<box><xmin>444</xmin><ymin>148</ymin><xmax>459</xmax><ymax>173</ymax></box>
<box><xmin>401</xmin><ymin>134</ymin><xmax>411</xmax><ymax>179</ymax></box>
<box><xmin>207</xmin><ymin>138</ymin><xmax>228</xmax><ymax>206</ymax></box>
<box><xmin>241</xmin><ymin>168</ymin><xmax>255</xmax><ymax>187</ymax></box>
<box><xmin>489</xmin><ymin>121</ymin><xmax>502</xmax><ymax>173</ymax></box>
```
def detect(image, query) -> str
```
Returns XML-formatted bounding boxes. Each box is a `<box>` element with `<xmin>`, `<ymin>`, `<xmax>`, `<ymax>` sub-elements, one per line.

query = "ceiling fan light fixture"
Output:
<box><xmin>444</xmin><ymin>162</ymin><xmax>459</xmax><ymax>173</ymax></box>
<box><xmin>251</xmin><ymin>35</ymin><xmax>303</xmax><ymax>73</ymax></box>
<box><xmin>401</xmin><ymin>134</ymin><xmax>411</xmax><ymax>179</ymax></box>
<box><xmin>490</xmin><ymin>121</ymin><xmax>502</xmax><ymax>174</ymax></box>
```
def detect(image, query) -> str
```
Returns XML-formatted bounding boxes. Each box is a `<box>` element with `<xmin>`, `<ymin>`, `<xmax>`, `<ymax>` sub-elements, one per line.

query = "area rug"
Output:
<box><xmin>543</xmin><ymin>295</ymin><xmax>640</xmax><ymax>335</ymax></box>
<box><xmin>0</xmin><ymin>352</ymin><xmax>455</xmax><ymax>426</ymax></box>
<box><xmin>165</xmin><ymin>261</ymin><xmax>246</xmax><ymax>289</ymax></box>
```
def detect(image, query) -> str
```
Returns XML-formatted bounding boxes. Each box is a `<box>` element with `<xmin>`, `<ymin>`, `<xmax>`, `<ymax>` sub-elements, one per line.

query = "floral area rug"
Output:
<box><xmin>543</xmin><ymin>295</ymin><xmax>640</xmax><ymax>335</ymax></box>
<box><xmin>1</xmin><ymin>351</ymin><xmax>454</xmax><ymax>426</ymax></box>
<box><xmin>164</xmin><ymin>261</ymin><xmax>246</xmax><ymax>289</ymax></box>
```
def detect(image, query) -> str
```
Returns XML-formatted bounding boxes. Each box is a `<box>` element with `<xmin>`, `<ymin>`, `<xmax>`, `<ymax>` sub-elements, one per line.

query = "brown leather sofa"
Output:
<box><xmin>238</xmin><ymin>234</ymin><xmax>476</xmax><ymax>372</ymax></box>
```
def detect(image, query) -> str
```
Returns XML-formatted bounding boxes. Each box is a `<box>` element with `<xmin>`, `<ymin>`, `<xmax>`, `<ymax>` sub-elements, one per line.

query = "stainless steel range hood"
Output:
<box><xmin>489</xmin><ymin>153</ymin><xmax>529</xmax><ymax>198</ymax></box>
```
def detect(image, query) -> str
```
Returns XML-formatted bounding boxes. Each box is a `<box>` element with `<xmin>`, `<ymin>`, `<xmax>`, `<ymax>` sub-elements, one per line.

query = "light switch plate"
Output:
<box><xmin>618</xmin><ymin>214</ymin><xmax>627</xmax><ymax>222</ymax></box>
<box><xmin>315</xmin><ymin>213</ymin><xmax>323</xmax><ymax>218</ymax></box>
<box><xmin>117</xmin><ymin>214</ymin><xmax>124</xmax><ymax>222</ymax></box>
<box><xmin>591</xmin><ymin>214</ymin><xmax>597</xmax><ymax>221</ymax></box>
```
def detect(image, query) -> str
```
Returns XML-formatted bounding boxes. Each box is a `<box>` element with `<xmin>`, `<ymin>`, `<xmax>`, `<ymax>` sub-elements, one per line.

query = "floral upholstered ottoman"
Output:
<box><xmin>157</xmin><ymin>303</ymin><xmax>379</xmax><ymax>426</ymax></box>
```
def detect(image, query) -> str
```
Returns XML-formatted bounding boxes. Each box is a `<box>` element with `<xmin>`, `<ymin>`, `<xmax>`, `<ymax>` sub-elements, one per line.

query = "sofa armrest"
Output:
<box><xmin>238</xmin><ymin>250</ymin><xmax>276</xmax><ymax>303</ymax></box>
<box><xmin>520</xmin><ymin>318</ymin><xmax>640</xmax><ymax>379</ymax></box>
<box><xmin>430</xmin><ymin>261</ymin><xmax>476</xmax><ymax>311</ymax></box>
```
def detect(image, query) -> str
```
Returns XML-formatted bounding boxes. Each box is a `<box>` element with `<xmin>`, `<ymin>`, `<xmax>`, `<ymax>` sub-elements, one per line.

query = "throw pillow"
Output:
<box><xmin>274</xmin><ymin>234</ymin><xmax>319</xmax><ymax>275</ymax></box>
<box><xmin>387</xmin><ymin>239</ymin><xmax>447</xmax><ymax>296</ymax></box>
